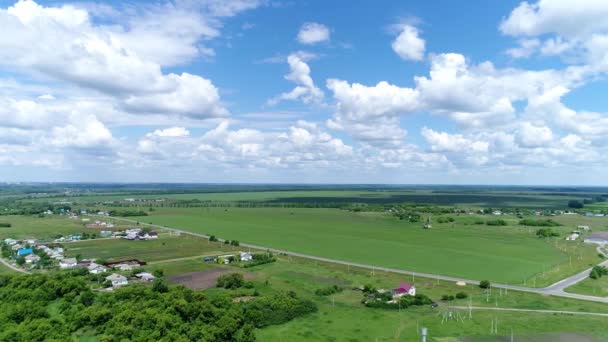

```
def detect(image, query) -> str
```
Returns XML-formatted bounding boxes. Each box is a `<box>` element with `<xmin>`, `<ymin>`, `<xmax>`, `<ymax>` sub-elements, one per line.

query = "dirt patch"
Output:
<box><xmin>168</xmin><ymin>268</ymin><xmax>253</xmax><ymax>290</ymax></box>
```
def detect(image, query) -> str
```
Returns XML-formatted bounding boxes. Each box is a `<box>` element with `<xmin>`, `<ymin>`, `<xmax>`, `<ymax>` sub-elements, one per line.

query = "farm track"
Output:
<box><xmin>98</xmin><ymin>215</ymin><xmax>608</xmax><ymax>303</ymax></box>
<box><xmin>452</xmin><ymin>306</ymin><xmax>608</xmax><ymax>317</ymax></box>
<box><xmin>0</xmin><ymin>256</ymin><xmax>30</xmax><ymax>274</ymax></box>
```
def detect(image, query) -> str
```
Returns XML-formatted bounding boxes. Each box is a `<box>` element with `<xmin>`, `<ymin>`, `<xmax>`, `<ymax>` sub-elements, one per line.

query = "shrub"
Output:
<box><xmin>590</xmin><ymin>266</ymin><xmax>608</xmax><ymax>280</ymax></box>
<box><xmin>315</xmin><ymin>285</ymin><xmax>343</xmax><ymax>296</ymax></box>
<box><xmin>486</xmin><ymin>219</ymin><xmax>508</xmax><ymax>226</ymax></box>
<box><xmin>536</xmin><ymin>228</ymin><xmax>559</xmax><ymax>238</ymax></box>
<box><xmin>217</xmin><ymin>273</ymin><xmax>245</xmax><ymax>289</ymax></box>
<box><xmin>0</xmin><ymin>222</ymin><xmax>11</xmax><ymax>227</ymax></box>
<box><xmin>568</xmin><ymin>200</ymin><xmax>584</xmax><ymax>209</ymax></box>
<box><xmin>519</xmin><ymin>219</ymin><xmax>561</xmax><ymax>227</ymax></box>
<box><xmin>243</xmin><ymin>291</ymin><xmax>317</xmax><ymax>328</ymax></box>
<box><xmin>479</xmin><ymin>280</ymin><xmax>491</xmax><ymax>289</ymax></box>
<box><xmin>455</xmin><ymin>292</ymin><xmax>468</xmax><ymax>299</ymax></box>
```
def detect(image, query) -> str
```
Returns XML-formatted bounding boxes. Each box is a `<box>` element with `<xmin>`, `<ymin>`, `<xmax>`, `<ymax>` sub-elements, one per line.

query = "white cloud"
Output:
<box><xmin>391</xmin><ymin>24</ymin><xmax>425</xmax><ymax>61</ymax></box>
<box><xmin>268</xmin><ymin>53</ymin><xmax>324</xmax><ymax>105</ymax></box>
<box><xmin>421</xmin><ymin>127</ymin><xmax>489</xmax><ymax>153</ymax></box>
<box><xmin>297</xmin><ymin>22</ymin><xmax>330</xmax><ymax>45</ymax></box>
<box><xmin>148</xmin><ymin>127</ymin><xmax>190</xmax><ymax>138</ymax></box>
<box><xmin>516</xmin><ymin>122</ymin><xmax>554</xmax><ymax>148</ymax></box>
<box><xmin>506</xmin><ymin>38</ymin><xmax>540</xmax><ymax>58</ymax></box>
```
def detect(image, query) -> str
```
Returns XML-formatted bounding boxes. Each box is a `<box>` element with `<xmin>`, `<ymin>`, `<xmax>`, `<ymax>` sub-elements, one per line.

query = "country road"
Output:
<box><xmin>99</xmin><ymin>215</ymin><xmax>608</xmax><ymax>303</ymax></box>
<box><xmin>452</xmin><ymin>306</ymin><xmax>608</xmax><ymax>317</ymax></box>
<box><xmin>0</xmin><ymin>255</ymin><xmax>30</xmax><ymax>274</ymax></box>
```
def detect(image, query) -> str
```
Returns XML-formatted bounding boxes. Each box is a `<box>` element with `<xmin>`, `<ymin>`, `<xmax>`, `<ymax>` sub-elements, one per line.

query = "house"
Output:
<box><xmin>577</xmin><ymin>225</ymin><xmax>591</xmax><ymax>231</ymax></box>
<box><xmin>566</xmin><ymin>232</ymin><xmax>580</xmax><ymax>241</ymax></box>
<box><xmin>492</xmin><ymin>210</ymin><xmax>502</xmax><ymax>216</ymax></box>
<box><xmin>218</xmin><ymin>254</ymin><xmax>236</xmax><ymax>264</ymax></box>
<box><xmin>25</xmin><ymin>254</ymin><xmax>40</xmax><ymax>264</ymax></box>
<box><xmin>392</xmin><ymin>282</ymin><xmax>416</xmax><ymax>297</ymax></box>
<box><xmin>100</xmin><ymin>230</ymin><xmax>112</xmax><ymax>237</ymax></box>
<box><xmin>3</xmin><ymin>238</ymin><xmax>18</xmax><ymax>246</ymax></box>
<box><xmin>59</xmin><ymin>258</ymin><xmax>78</xmax><ymax>269</ymax></box>
<box><xmin>105</xmin><ymin>274</ymin><xmax>128</xmax><ymax>287</ymax></box>
<box><xmin>11</xmin><ymin>244</ymin><xmax>24</xmax><ymax>251</ymax></box>
<box><xmin>203</xmin><ymin>257</ymin><xmax>217</xmax><ymax>262</ymax></box>
<box><xmin>88</xmin><ymin>263</ymin><xmax>108</xmax><ymax>274</ymax></box>
<box><xmin>584</xmin><ymin>232</ymin><xmax>608</xmax><ymax>245</ymax></box>
<box><xmin>135</xmin><ymin>272</ymin><xmax>156</xmax><ymax>282</ymax></box>
<box><xmin>240</xmin><ymin>252</ymin><xmax>253</xmax><ymax>262</ymax></box>
<box><xmin>585</xmin><ymin>213</ymin><xmax>594</xmax><ymax>217</ymax></box>
<box><xmin>17</xmin><ymin>248</ymin><xmax>33</xmax><ymax>256</ymax></box>
<box><xmin>113</xmin><ymin>261</ymin><xmax>142</xmax><ymax>271</ymax></box>
<box><xmin>144</xmin><ymin>231</ymin><xmax>158</xmax><ymax>239</ymax></box>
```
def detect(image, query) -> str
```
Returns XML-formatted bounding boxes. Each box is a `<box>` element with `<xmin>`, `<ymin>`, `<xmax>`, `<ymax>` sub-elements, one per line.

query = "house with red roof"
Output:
<box><xmin>392</xmin><ymin>282</ymin><xmax>416</xmax><ymax>297</ymax></box>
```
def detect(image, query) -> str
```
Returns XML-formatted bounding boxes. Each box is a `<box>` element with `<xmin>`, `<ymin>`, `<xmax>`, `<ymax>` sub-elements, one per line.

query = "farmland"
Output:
<box><xmin>126</xmin><ymin>207</ymin><xmax>598</xmax><ymax>284</ymax></box>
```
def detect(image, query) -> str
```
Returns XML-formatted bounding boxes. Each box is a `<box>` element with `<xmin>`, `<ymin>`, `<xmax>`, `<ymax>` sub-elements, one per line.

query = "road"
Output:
<box><xmin>452</xmin><ymin>306</ymin><xmax>608</xmax><ymax>317</ymax></box>
<box><xmin>0</xmin><ymin>255</ymin><xmax>30</xmax><ymax>274</ymax></box>
<box><xmin>98</xmin><ymin>215</ymin><xmax>608</xmax><ymax>303</ymax></box>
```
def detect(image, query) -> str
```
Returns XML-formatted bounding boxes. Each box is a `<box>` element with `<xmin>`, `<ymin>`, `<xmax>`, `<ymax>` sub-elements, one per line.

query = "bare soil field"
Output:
<box><xmin>168</xmin><ymin>268</ymin><xmax>253</xmax><ymax>289</ymax></box>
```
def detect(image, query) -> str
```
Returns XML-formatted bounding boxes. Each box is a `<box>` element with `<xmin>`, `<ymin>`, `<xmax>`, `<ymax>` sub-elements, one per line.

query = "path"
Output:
<box><xmin>148</xmin><ymin>253</ymin><xmax>220</xmax><ymax>265</ymax></box>
<box><xmin>0</xmin><ymin>256</ymin><xmax>29</xmax><ymax>274</ymax></box>
<box><xmin>95</xmin><ymin>215</ymin><xmax>608</xmax><ymax>303</ymax></box>
<box><xmin>452</xmin><ymin>306</ymin><xmax>608</xmax><ymax>317</ymax></box>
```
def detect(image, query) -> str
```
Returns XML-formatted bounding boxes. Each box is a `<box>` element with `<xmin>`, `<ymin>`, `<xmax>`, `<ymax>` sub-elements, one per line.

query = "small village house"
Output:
<box><xmin>59</xmin><ymin>258</ymin><xmax>78</xmax><ymax>269</ymax></box>
<box><xmin>25</xmin><ymin>254</ymin><xmax>40</xmax><ymax>264</ymax></box>
<box><xmin>105</xmin><ymin>274</ymin><xmax>128</xmax><ymax>287</ymax></box>
<box><xmin>135</xmin><ymin>272</ymin><xmax>156</xmax><ymax>282</ymax></box>
<box><xmin>240</xmin><ymin>252</ymin><xmax>253</xmax><ymax>262</ymax></box>
<box><xmin>392</xmin><ymin>282</ymin><xmax>416</xmax><ymax>298</ymax></box>
<box><xmin>88</xmin><ymin>263</ymin><xmax>108</xmax><ymax>274</ymax></box>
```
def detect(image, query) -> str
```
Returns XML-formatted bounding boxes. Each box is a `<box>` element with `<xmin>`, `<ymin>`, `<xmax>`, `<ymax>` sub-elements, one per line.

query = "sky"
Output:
<box><xmin>0</xmin><ymin>0</ymin><xmax>607</xmax><ymax>185</ymax></box>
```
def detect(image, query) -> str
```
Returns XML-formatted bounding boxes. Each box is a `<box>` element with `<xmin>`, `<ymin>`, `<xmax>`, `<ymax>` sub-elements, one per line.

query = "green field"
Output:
<box><xmin>64</xmin><ymin>235</ymin><xmax>238</xmax><ymax>262</ymax></box>
<box><xmin>565</xmin><ymin>276</ymin><xmax>608</xmax><ymax>297</ymax></box>
<box><xmin>0</xmin><ymin>215</ymin><xmax>105</xmax><ymax>240</ymax></box>
<box><xmin>129</xmin><ymin>207</ymin><xmax>578</xmax><ymax>284</ymax></box>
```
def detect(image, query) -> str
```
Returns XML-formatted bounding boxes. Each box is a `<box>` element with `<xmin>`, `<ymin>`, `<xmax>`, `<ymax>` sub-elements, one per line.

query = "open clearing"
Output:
<box><xmin>131</xmin><ymin>207</ymin><xmax>578</xmax><ymax>284</ymax></box>
<box><xmin>64</xmin><ymin>235</ymin><xmax>236</xmax><ymax>262</ymax></box>
<box><xmin>167</xmin><ymin>268</ymin><xmax>253</xmax><ymax>289</ymax></box>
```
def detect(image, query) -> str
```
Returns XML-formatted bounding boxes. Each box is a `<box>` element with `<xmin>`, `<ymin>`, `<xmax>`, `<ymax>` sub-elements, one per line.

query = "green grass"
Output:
<box><xmin>212</xmin><ymin>255</ymin><xmax>608</xmax><ymax>341</ymax></box>
<box><xmin>565</xmin><ymin>275</ymin><xmax>608</xmax><ymax>298</ymax></box>
<box><xmin>64</xmin><ymin>235</ymin><xmax>237</xmax><ymax>262</ymax></box>
<box><xmin>130</xmin><ymin>207</ymin><xmax>574</xmax><ymax>284</ymax></box>
<box><xmin>0</xmin><ymin>215</ymin><xmax>131</xmax><ymax>241</ymax></box>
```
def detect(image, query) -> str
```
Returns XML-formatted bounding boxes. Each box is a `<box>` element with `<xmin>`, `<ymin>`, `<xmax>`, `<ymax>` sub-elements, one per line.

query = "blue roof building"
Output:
<box><xmin>17</xmin><ymin>248</ymin><xmax>33</xmax><ymax>256</ymax></box>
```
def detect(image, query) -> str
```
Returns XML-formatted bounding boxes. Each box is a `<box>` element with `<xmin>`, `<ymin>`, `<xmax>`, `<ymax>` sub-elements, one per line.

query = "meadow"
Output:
<box><xmin>131</xmin><ymin>207</ymin><xmax>584</xmax><ymax>284</ymax></box>
<box><xmin>0</xmin><ymin>215</ymin><xmax>115</xmax><ymax>240</ymax></box>
<box><xmin>64</xmin><ymin>235</ymin><xmax>237</xmax><ymax>262</ymax></box>
<box><xmin>565</xmin><ymin>276</ymin><xmax>608</xmax><ymax>298</ymax></box>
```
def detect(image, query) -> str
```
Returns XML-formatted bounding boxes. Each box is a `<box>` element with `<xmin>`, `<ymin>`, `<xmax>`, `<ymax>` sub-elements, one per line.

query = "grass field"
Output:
<box><xmin>64</xmin><ymin>235</ymin><xmax>239</xmax><ymax>262</ymax></box>
<box><xmin>249</xmin><ymin>257</ymin><xmax>608</xmax><ymax>341</ymax></box>
<box><xmin>565</xmin><ymin>276</ymin><xmax>608</xmax><ymax>298</ymax></box>
<box><xmin>127</xmin><ymin>207</ymin><xmax>580</xmax><ymax>284</ymax></box>
<box><xmin>0</xmin><ymin>215</ymin><xmax>114</xmax><ymax>240</ymax></box>
<box><xmin>23</xmin><ymin>188</ymin><xmax>592</xmax><ymax>208</ymax></box>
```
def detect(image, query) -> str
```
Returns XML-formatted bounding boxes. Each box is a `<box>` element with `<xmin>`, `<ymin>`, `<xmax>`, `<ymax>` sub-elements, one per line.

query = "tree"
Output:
<box><xmin>152</xmin><ymin>278</ymin><xmax>169</xmax><ymax>293</ymax></box>
<box><xmin>568</xmin><ymin>200</ymin><xmax>584</xmax><ymax>209</ymax></box>
<box><xmin>15</xmin><ymin>256</ymin><xmax>25</xmax><ymax>266</ymax></box>
<box><xmin>236</xmin><ymin>324</ymin><xmax>256</xmax><ymax>342</ymax></box>
<box><xmin>479</xmin><ymin>280</ymin><xmax>491</xmax><ymax>289</ymax></box>
<box><xmin>455</xmin><ymin>292</ymin><xmax>468</xmax><ymax>299</ymax></box>
<box><xmin>217</xmin><ymin>273</ymin><xmax>245</xmax><ymax>289</ymax></box>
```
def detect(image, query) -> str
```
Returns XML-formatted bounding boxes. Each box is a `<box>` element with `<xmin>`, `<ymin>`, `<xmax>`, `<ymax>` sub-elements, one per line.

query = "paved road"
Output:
<box><xmin>0</xmin><ymin>256</ymin><xmax>30</xmax><ymax>274</ymax></box>
<box><xmin>98</xmin><ymin>215</ymin><xmax>608</xmax><ymax>303</ymax></box>
<box><xmin>452</xmin><ymin>306</ymin><xmax>608</xmax><ymax>317</ymax></box>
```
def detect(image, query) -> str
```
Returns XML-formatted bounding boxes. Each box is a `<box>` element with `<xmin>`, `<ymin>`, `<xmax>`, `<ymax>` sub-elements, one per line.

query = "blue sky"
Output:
<box><xmin>0</xmin><ymin>0</ymin><xmax>607</xmax><ymax>184</ymax></box>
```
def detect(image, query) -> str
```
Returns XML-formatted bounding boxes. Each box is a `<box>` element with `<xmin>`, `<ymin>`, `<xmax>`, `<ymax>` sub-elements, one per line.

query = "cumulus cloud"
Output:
<box><xmin>391</xmin><ymin>24</ymin><xmax>425</xmax><ymax>61</ymax></box>
<box><xmin>147</xmin><ymin>127</ymin><xmax>190</xmax><ymax>138</ymax></box>
<box><xmin>297</xmin><ymin>22</ymin><xmax>330</xmax><ymax>45</ymax></box>
<box><xmin>268</xmin><ymin>53</ymin><xmax>324</xmax><ymax>105</ymax></box>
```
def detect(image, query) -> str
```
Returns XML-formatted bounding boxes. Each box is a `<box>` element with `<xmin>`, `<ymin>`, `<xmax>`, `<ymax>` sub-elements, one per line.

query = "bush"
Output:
<box><xmin>590</xmin><ymin>266</ymin><xmax>608</xmax><ymax>279</ymax></box>
<box><xmin>519</xmin><ymin>219</ymin><xmax>561</xmax><ymax>227</ymax></box>
<box><xmin>243</xmin><ymin>291</ymin><xmax>317</xmax><ymax>328</ymax></box>
<box><xmin>568</xmin><ymin>200</ymin><xmax>584</xmax><ymax>209</ymax></box>
<box><xmin>436</xmin><ymin>217</ymin><xmax>455</xmax><ymax>224</ymax></box>
<box><xmin>209</xmin><ymin>235</ymin><xmax>218</xmax><ymax>242</ymax></box>
<box><xmin>455</xmin><ymin>292</ymin><xmax>468</xmax><ymax>299</ymax></box>
<box><xmin>217</xmin><ymin>273</ymin><xmax>245</xmax><ymax>289</ymax></box>
<box><xmin>479</xmin><ymin>280</ymin><xmax>491</xmax><ymax>289</ymax></box>
<box><xmin>486</xmin><ymin>219</ymin><xmax>507</xmax><ymax>226</ymax></box>
<box><xmin>315</xmin><ymin>285</ymin><xmax>343</xmax><ymax>296</ymax></box>
<box><xmin>364</xmin><ymin>294</ymin><xmax>433</xmax><ymax>309</ymax></box>
<box><xmin>0</xmin><ymin>222</ymin><xmax>11</xmax><ymax>227</ymax></box>
<box><xmin>536</xmin><ymin>228</ymin><xmax>559</xmax><ymax>238</ymax></box>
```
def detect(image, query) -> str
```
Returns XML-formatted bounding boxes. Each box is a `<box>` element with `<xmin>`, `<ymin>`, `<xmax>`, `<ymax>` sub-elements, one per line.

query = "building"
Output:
<box><xmin>584</xmin><ymin>232</ymin><xmax>608</xmax><ymax>245</ymax></box>
<box><xmin>240</xmin><ymin>252</ymin><xmax>253</xmax><ymax>262</ymax></box>
<box><xmin>25</xmin><ymin>254</ymin><xmax>41</xmax><ymax>264</ymax></box>
<box><xmin>566</xmin><ymin>232</ymin><xmax>580</xmax><ymax>241</ymax></box>
<box><xmin>100</xmin><ymin>230</ymin><xmax>113</xmax><ymax>237</ymax></box>
<box><xmin>88</xmin><ymin>263</ymin><xmax>108</xmax><ymax>274</ymax></box>
<box><xmin>3</xmin><ymin>238</ymin><xmax>18</xmax><ymax>246</ymax></box>
<box><xmin>392</xmin><ymin>282</ymin><xmax>416</xmax><ymax>297</ymax></box>
<box><xmin>578</xmin><ymin>225</ymin><xmax>591</xmax><ymax>231</ymax></box>
<box><xmin>17</xmin><ymin>248</ymin><xmax>33</xmax><ymax>256</ymax></box>
<box><xmin>218</xmin><ymin>254</ymin><xmax>236</xmax><ymax>264</ymax></box>
<box><xmin>59</xmin><ymin>258</ymin><xmax>78</xmax><ymax>269</ymax></box>
<box><xmin>105</xmin><ymin>274</ymin><xmax>128</xmax><ymax>287</ymax></box>
<box><xmin>135</xmin><ymin>272</ymin><xmax>156</xmax><ymax>282</ymax></box>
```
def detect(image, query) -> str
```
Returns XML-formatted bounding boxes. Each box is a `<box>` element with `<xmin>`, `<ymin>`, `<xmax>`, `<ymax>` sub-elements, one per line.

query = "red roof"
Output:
<box><xmin>394</xmin><ymin>282</ymin><xmax>414</xmax><ymax>293</ymax></box>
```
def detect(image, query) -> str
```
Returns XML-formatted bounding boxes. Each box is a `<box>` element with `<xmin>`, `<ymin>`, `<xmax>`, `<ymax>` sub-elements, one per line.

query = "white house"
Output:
<box><xmin>105</xmin><ymin>273</ymin><xmax>128</xmax><ymax>287</ymax></box>
<box><xmin>240</xmin><ymin>252</ymin><xmax>253</xmax><ymax>262</ymax></box>
<box><xmin>578</xmin><ymin>225</ymin><xmax>591</xmax><ymax>231</ymax></box>
<box><xmin>566</xmin><ymin>232</ymin><xmax>580</xmax><ymax>241</ymax></box>
<box><xmin>88</xmin><ymin>263</ymin><xmax>108</xmax><ymax>274</ymax></box>
<box><xmin>135</xmin><ymin>272</ymin><xmax>156</xmax><ymax>282</ymax></box>
<box><xmin>3</xmin><ymin>238</ymin><xmax>17</xmax><ymax>246</ymax></box>
<box><xmin>25</xmin><ymin>254</ymin><xmax>41</xmax><ymax>264</ymax></box>
<box><xmin>59</xmin><ymin>258</ymin><xmax>78</xmax><ymax>269</ymax></box>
